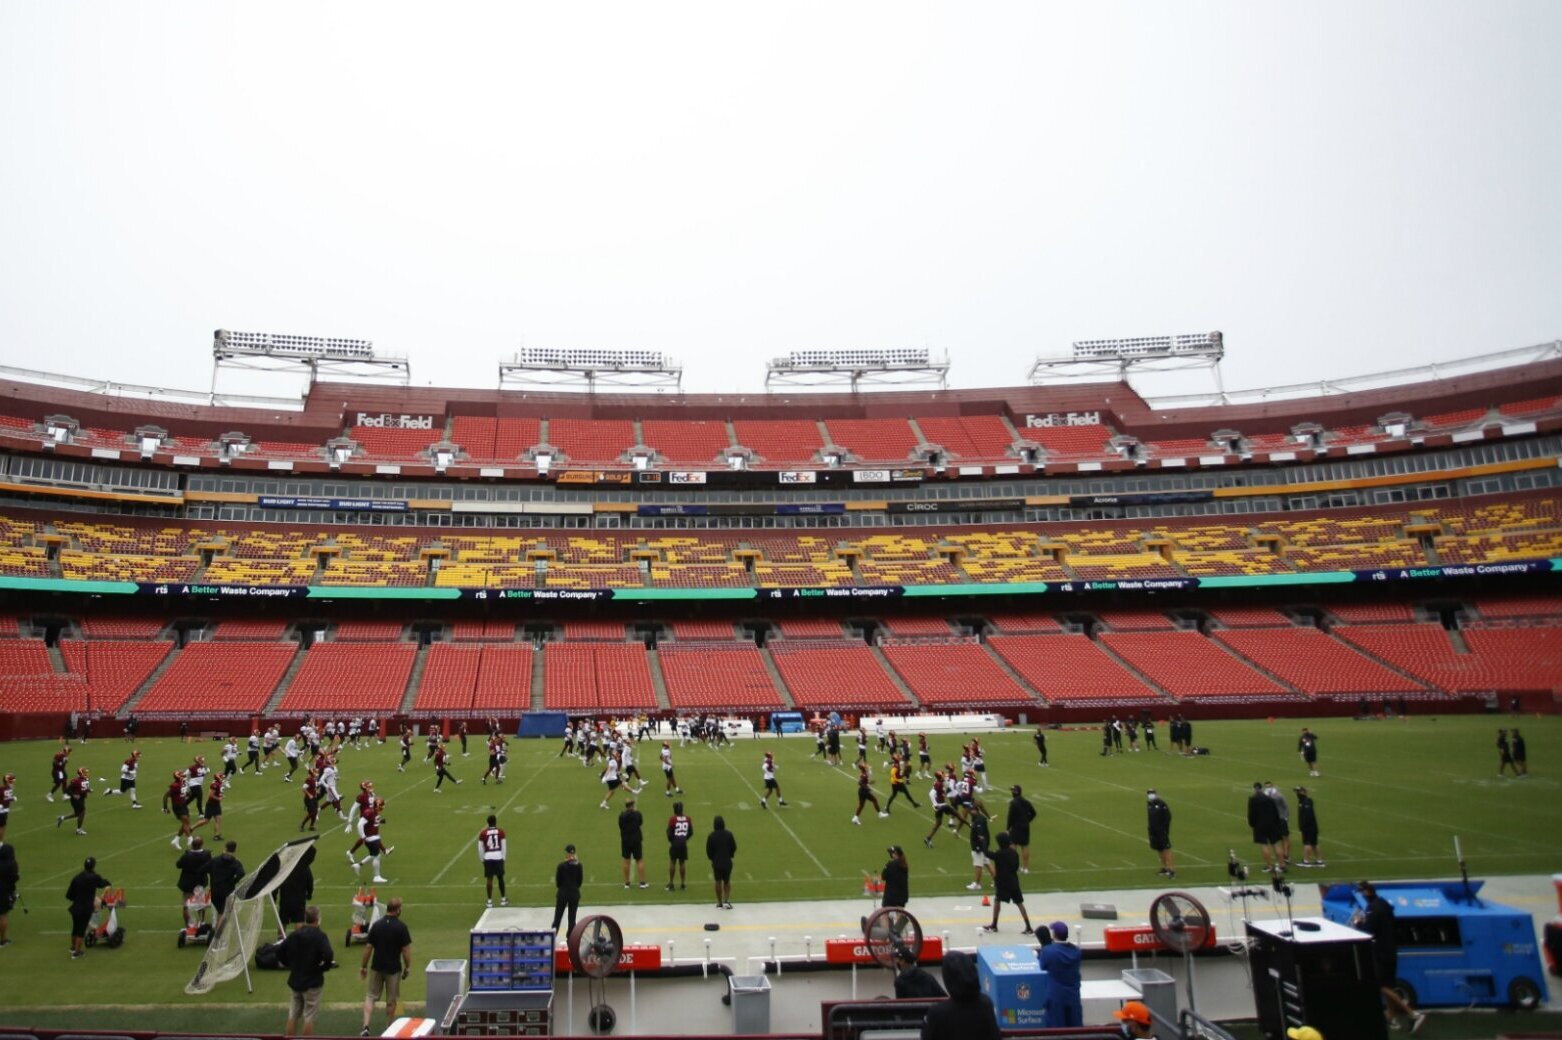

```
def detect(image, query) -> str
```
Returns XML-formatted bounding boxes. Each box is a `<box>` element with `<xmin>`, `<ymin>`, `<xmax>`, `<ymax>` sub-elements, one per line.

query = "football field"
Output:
<box><xmin>0</xmin><ymin>714</ymin><xmax>1558</xmax><ymax>1023</ymax></box>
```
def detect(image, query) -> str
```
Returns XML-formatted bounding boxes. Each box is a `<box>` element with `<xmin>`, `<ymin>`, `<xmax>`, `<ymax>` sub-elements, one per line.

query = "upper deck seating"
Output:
<box><xmin>642</xmin><ymin>419</ymin><xmax>732</xmax><ymax>464</ymax></box>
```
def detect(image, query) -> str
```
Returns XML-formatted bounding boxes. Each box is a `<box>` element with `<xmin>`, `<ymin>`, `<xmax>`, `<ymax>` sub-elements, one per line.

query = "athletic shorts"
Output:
<box><xmin>70</xmin><ymin>797</ymin><xmax>86</xmax><ymax>815</ymax></box>
<box><xmin>483</xmin><ymin>860</ymin><xmax>506</xmax><ymax>878</ymax></box>
<box><xmin>971</xmin><ymin>850</ymin><xmax>989</xmax><ymax>868</ymax></box>
<box><xmin>764</xmin><ymin>779</ymin><xmax>778</xmax><ymax>791</ymax></box>
<box><xmin>173</xmin><ymin>805</ymin><xmax>190</xmax><ymax>819</ymax></box>
<box><xmin>0</xmin><ymin>887</ymin><xmax>15</xmax><ymax>914</ymax></box>
<box><xmin>367</xmin><ymin>970</ymin><xmax>401</xmax><ymax>1005</ymax></box>
<box><xmin>69</xmin><ymin>905</ymin><xmax>92</xmax><ymax>938</ymax></box>
<box><xmin>364</xmin><ymin>839</ymin><xmax>382</xmax><ymax>856</ymax></box>
<box><xmin>204</xmin><ymin>801</ymin><xmax>222</xmax><ymax>821</ymax></box>
<box><xmin>621</xmin><ymin>840</ymin><xmax>643</xmax><ymax>861</ymax></box>
<box><xmin>303</xmin><ymin>798</ymin><xmax>318</xmax><ymax>814</ymax></box>
<box><xmin>0</xmin><ymin>811</ymin><xmax>8</xmax><ymax>828</ymax></box>
<box><xmin>606</xmin><ymin>778</ymin><xmax>621</xmax><ymax>790</ymax></box>
<box><xmin>1150</xmin><ymin>833</ymin><xmax>1171</xmax><ymax>852</ymax></box>
<box><xmin>1300</xmin><ymin>828</ymin><xmax>1319</xmax><ymax>846</ymax></box>
<box><xmin>996</xmin><ymin>886</ymin><xmax>1024</xmax><ymax>905</ymax></box>
<box><xmin>712</xmin><ymin>864</ymin><xmax>732</xmax><ymax>883</ymax></box>
<box><xmin>669</xmin><ymin>843</ymin><xmax>688</xmax><ymax>862</ymax></box>
<box><xmin>120</xmin><ymin>779</ymin><xmax>135</xmax><ymax>793</ymax></box>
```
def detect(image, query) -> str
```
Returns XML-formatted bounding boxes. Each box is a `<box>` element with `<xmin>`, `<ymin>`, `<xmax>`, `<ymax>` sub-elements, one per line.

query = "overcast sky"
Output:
<box><xmin>2</xmin><ymin>2</ymin><xmax>1559</xmax><ymax>403</ymax></box>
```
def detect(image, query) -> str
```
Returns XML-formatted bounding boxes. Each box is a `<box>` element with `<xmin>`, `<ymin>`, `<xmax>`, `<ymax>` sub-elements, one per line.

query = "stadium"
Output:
<box><xmin>0</xmin><ymin>334</ymin><xmax>1559</xmax><ymax>1040</ymax></box>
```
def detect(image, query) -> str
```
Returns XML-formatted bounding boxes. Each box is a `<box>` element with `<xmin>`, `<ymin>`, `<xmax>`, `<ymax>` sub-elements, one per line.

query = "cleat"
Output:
<box><xmin>500</xmin><ymin>897</ymin><xmax>508</xmax><ymax>906</ymax></box>
<box><xmin>639</xmin><ymin>882</ymin><xmax>649</xmax><ymax>889</ymax></box>
<box><xmin>778</xmin><ymin>800</ymin><xmax>788</xmax><ymax>806</ymax></box>
<box><xmin>75</xmin><ymin>828</ymin><xmax>87</xmax><ymax>835</ymax></box>
<box><xmin>1021</xmin><ymin>927</ymin><xmax>1034</xmax><ymax>935</ymax></box>
<box><xmin>132</xmin><ymin>803</ymin><xmax>143</xmax><ymax>809</ymax></box>
<box><xmin>372</xmin><ymin>876</ymin><xmax>388</xmax><ymax>883</ymax></box>
<box><xmin>486</xmin><ymin>899</ymin><xmax>492</xmax><ymax>908</ymax></box>
<box><xmin>759</xmin><ymin>801</ymin><xmax>766</xmax><ymax>810</ymax></box>
<box><xmin>966</xmin><ymin>882</ymin><xmax>982</xmax><ymax>891</ymax></box>
<box><xmin>665</xmin><ymin>884</ymin><xmax>675</xmax><ymax>892</ymax></box>
<box><xmin>877</xmin><ymin>811</ymin><xmax>889</xmax><ymax>818</ymax></box>
<box><xmin>1410</xmin><ymin>1013</ymin><xmax>1426</xmax><ymax>1034</ymax></box>
<box><xmin>980</xmin><ymin>925</ymin><xmax>997</xmax><ymax>933</ymax></box>
<box><xmin>851</xmin><ymin>816</ymin><xmax>860</xmax><ymax>825</ymax></box>
<box><xmin>352</xmin><ymin>861</ymin><xmax>362</xmax><ymax>876</ymax></box>
<box><xmin>56</xmin><ymin>816</ymin><xmax>65</xmax><ymax>828</ymax></box>
<box><xmin>923</xmin><ymin>838</ymin><xmax>934</xmax><ymax>849</ymax></box>
<box><xmin>384</xmin><ymin>846</ymin><xmax>394</xmax><ymax>855</ymax></box>
<box><xmin>347</xmin><ymin>850</ymin><xmax>356</xmax><ymax>863</ymax></box>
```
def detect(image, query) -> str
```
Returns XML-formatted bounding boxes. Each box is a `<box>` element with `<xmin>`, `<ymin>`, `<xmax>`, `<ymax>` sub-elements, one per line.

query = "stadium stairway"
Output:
<box><xmin>260</xmin><ymin>642</ymin><xmax>309</xmax><ymax>715</ymax></box>
<box><xmin>869</xmin><ymin>644</ymin><xmax>922</xmax><ymax>707</ymax></box>
<box><xmin>1093</xmin><ymin>637</ymin><xmax>1177</xmax><ymax>701</ymax></box>
<box><xmin>756</xmin><ymin>647</ymin><xmax>798</xmax><ymax>709</ymax></box>
<box><xmin>398</xmin><ymin>642</ymin><xmax>431</xmax><ymax>715</ymax></box>
<box><xmin>646</xmin><ymin>646</ymin><xmax>673</xmax><ymax>710</ymax></box>
<box><xmin>117</xmin><ymin>642</ymin><xmax>185</xmax><ymax>717</ymax></box>
<box><xmin>1321</xmin><ymin>622</ymin><xmax>1443</xmax><ymax>692</ymax></box>
<box><xmin>46</xmin><ymin>641</ymin><xmax>67</xmax><ymax>674</ymax></box>
<box><xmin>1210</xmin><ymin>633</ymin><xmax>1304</xmax><ymax>696</ymax></box>
<box><xmin>978</xmin><ymin>640</ymin><xmax>1049</xmax><ymax>705</ymax></box>
<box><xmin>530</xmin><ymin>646</ymin><xmax>545</xmax><ymax>711</ymax></box>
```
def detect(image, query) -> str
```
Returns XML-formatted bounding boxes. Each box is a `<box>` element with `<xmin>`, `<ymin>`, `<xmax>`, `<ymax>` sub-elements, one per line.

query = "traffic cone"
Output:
<box><xmin>981</xmin><ymin>895</ymin><xmax>991</xmax><ymax>907</ymax></box>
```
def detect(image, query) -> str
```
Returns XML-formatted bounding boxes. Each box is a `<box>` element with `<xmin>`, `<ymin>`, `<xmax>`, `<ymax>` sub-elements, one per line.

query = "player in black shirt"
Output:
<box><xmin>1032</xmin><ymin>727</ymin><xmax>1048</xmax><ymax>767</ymax></box>
<box><xmin>360</xmin><ymin>896</ymin><xmax>412</xmax><ymax>1034</ymax></box>
<box><xmin>665</xmin><ymin>802</ymin><xmax>692</xmax><ymax>891</ymax></box>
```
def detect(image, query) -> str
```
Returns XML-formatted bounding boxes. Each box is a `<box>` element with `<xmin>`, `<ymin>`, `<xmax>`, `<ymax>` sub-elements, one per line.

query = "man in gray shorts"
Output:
<box><xmin>361</xmin><ymin>897</ymin><xmax>413</xmax><ymax>1036</ymax></box>
<box><xmin>280</xmin><ymin>905</ymin><xmax>335</xmax><ymax>1036</ymax></box>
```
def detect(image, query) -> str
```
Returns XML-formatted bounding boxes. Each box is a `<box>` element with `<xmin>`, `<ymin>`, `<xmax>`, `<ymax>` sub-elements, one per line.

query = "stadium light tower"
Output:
<box><xmin>498</xmin><ymin>347</ymin><xmax>682</xmax><ymax>391</ymax></box>
<box><xmin>211</xmin><ymin>329</ymin><xmax>409</xmax><ymax>397</ymax></box>
<box><xmin>1028</xmin><ymin>331</ymin><xmax>1225</xmax><ymax>394</ymax></box>
<box><xmin>765</xmin><ymin>348</ymin><xmax>949</xmax><ymax>392</ymax></box>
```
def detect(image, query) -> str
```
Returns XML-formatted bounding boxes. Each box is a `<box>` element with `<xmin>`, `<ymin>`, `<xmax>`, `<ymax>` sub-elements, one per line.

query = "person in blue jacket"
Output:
<box><xmin>1037</xmin><ymin>920</ymin><xmax>1083</xmax><ymax>1027</ymax></box>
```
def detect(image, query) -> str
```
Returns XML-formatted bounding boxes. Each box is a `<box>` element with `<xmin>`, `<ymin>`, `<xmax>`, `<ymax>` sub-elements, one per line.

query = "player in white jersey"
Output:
<box><xmin>106</xmin><ymin>750</ymin><xmax>142</xmax><ymax>807</ymax></box>
<box><xmin>320</xmin><ymin>760</ymin><xmax>344</xmax><ymax>818</ymax></box>
<box><xmin>283</xmin><ymin>736</ymin><xmax>302</xmax><ymax>780</ymax></box>
<box><xmin>221</xmin><ymin>738</ymin><xmax>240</xmax><ymax>780</ymax></box>
<box><xmin>660</xmin><ymin>743</ymin><xmax>683</xmax><ymax>795</ymax></box>
<box><xmin>599</xmin><ymin>754</ymin><xmax>624</xmax><ymax>810</ymax></box>
<box><xmin>759</xmin><ymin>752</ymin><xmax>787</xmax><ymax>809</ymax></box>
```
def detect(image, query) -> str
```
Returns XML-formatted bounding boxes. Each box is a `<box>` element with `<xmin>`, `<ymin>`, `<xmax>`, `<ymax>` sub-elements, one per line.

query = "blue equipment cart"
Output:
<box><xmin>1321</xmin><ymin>880</ymin><xmax>1548</xmax><ymax>1010</ymax></box>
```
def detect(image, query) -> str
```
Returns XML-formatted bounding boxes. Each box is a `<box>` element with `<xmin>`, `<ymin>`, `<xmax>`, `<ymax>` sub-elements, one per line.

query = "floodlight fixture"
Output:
<box><xmin>211</xmin><ymin>328</ymin><xmax>409</xmax><ymax>394</ymax></box>
<box><xmin>215</xmin><ymin>329</ymin><xmax>376</xmax><ymax>361</ymax></box>
<box><xmin>500</xmin><ymin>347</ymin><xmax>682</xmax><ymax>391</ymax></box>
<box><xmin>765</xmin><ymin>347</ymin><xmax>948</xmax><ymax>391</ymax></box>
<box><xmin>1030</xmin><ymin>330</ymin><xmax>1225</xmax><ymax>393</ymax></box>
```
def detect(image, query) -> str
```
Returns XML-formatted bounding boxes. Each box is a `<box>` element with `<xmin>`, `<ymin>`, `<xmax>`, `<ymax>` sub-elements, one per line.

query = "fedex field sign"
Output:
<box><xmin>1025</xmin><ymin>412</ymin><xmax>1101</xmax><ymax>428</ymax></box>
<box><xmin>356</xmin><ymin>412</ymin><xmax>436</xmax><ymax>429</ymax></box>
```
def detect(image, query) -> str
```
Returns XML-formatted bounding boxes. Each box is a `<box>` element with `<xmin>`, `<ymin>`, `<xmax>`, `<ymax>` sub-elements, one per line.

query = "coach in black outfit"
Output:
<box><xmin>279</xmin><ymin>905</ymin><xmax>335</xmax><ymax>1037</ymax></box>
<box><xmin>551</xmin><ymin>844</ymin><xmax>583</xmax><ymax>933</ymax></box>
<box><xmin>278</xmin><ymin>844</ymin><xmax>316</xmax><ymax>931</ymax></box>
<box><xmin>65</xmin><ymin>856</ymin><xmax>109</xmax><ymax>958</ymax></box>
<box><xmin>1356</xmin><ymin>881</ymin><xmax>1425</xmax><ymax>1033</ymax></box>
<box><xmin>881</xmin><ymin>845</ymin><xmax>909</xmax><ymax>908</ymax></box>
<box><xmin>1147</xmin><ymin>789</ymin><xmax>1174</xmax><ymax>877</ymax></box>
<box><xmin>705</xmin><ymin>815</ymin><xmax>737</xmax><ymax>910</ymax></box>
<box><xmin>1247</xmin><ymin>781</ymin><xmax>1281</xmax><ymax>873</ymax></box>
<box><xmin>207</xmin><ymin>840</ymin><xmax>245</xmax><ymax>924</ymax></box>
<box><xmin>922</xmin><ymin>950</ymin><xmax>1000</xmax><ymax>1040</ymax></box>
<box><xmin>1006</xmin><ymin>786</ymin><xmax>1037</xmax><ymax>874</ymax></box>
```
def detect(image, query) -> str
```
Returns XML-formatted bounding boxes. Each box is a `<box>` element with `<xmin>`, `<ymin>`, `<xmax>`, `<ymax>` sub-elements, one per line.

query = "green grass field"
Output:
<box><xmin>0</xmin><ymin>714</ymin><xmax>1558</xmax><ymax>1026</ymax></box>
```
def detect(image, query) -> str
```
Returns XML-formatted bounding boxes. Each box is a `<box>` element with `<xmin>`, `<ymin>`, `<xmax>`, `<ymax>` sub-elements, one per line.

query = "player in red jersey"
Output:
<box><xmin>851</xmin><ymin>762</ymin><xmax>888</xmax><ymax>826</ymax></box>
<box><xmin>47</xmin><ymin>744</ymin><xmax>71</xmax><ymax>802</ymax></box>
<box><xmin>350</xmin><ymin>798</ymin><xmax>391</xmax><ymax>883</ymax></box>
<box><xmin>55</xmin><ymin>767</ymin><xmax>92</xmax><ymax>835</ymax></box>
<box><xmin>299</xmin><ymin>769</ymin><xmax>322</xmax><ymax>832</ymax></box>
<box><xmin>0</xmin><ymin>772</ymin><xmax>15</xmax><ymax>844</ymax></box>
<box><xmin>164</xmin><ymin>770</ymin><xmax>194</xmax><ymax>848</ymax></box>
<box><xmin>432</xmin><ymin>744</ymin><xmax>460</xmax><ymax>792</ymax></box>
<box><xmin>192</xmin><ymin>772</ymin><xmax>228</xmax><ymax>839</ymax></box>
<box><xmin>477</xmin><ymin>814</ymin><xmax>508</xmax><ymax>907</ymax></box>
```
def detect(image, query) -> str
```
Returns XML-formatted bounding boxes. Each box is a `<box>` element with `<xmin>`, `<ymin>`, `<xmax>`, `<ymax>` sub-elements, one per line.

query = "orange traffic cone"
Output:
<box><xmin>981</xmin><ymin>895</ymin><xmax>991</xmax><ymax>907</ymax></box>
